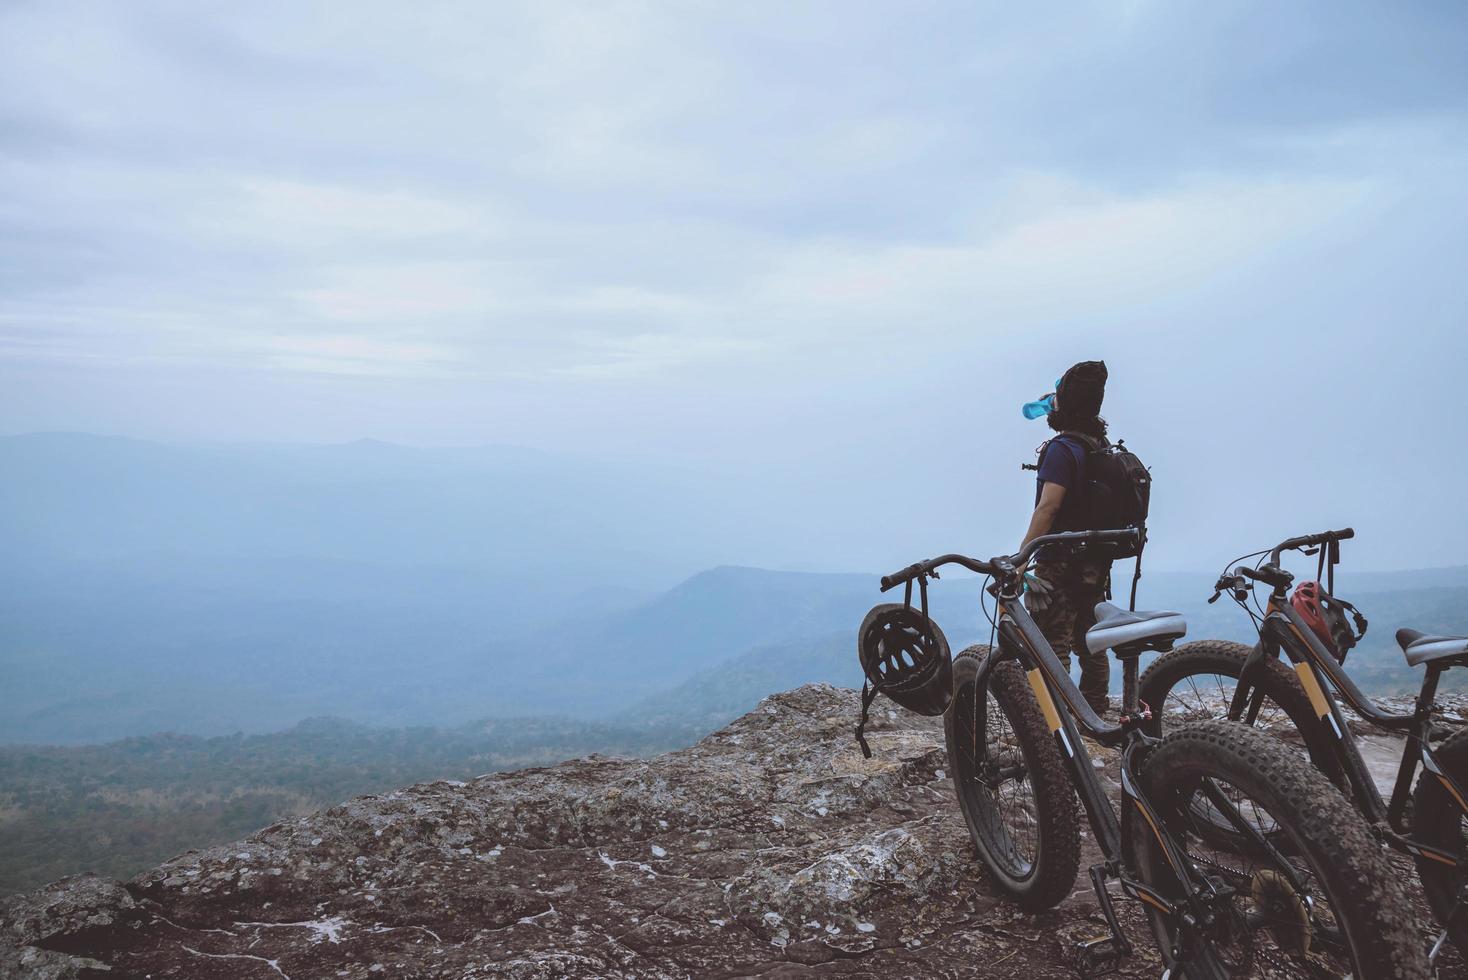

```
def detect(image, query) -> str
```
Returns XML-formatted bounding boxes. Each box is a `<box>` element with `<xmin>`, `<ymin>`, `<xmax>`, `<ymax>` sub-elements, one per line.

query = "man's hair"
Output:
<box><xmin>1048</xmin><ymin>409</ymin><xmax>1108</xmax><ymax>439</ymax></box>
<box><xmin>1050</xmin><ymin>359</ymin><xmax>1108</xmax><ymax>438</ymax></box>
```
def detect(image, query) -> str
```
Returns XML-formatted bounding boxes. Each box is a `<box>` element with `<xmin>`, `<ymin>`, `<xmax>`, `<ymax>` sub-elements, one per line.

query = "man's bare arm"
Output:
<box><xmin>1020</xmin><ymin>481</ymin><xmax>1067</xmax><ymax>555</ymax></box>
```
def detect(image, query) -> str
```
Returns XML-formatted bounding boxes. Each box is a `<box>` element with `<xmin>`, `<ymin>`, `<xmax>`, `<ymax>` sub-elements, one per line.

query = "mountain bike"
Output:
<box><xmin>1138</xmin><ymin>526</ymin><xmax>1468</xmax><ymax>962</ymax></box>
<box><xmin>877</xmin><ymin>528</ymin><xmax>1428</xmax><ymax>978</ymax></box>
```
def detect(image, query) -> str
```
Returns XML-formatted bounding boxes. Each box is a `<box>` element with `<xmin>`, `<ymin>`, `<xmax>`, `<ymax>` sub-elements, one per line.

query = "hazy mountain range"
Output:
<box><xmin>4</xmin><ymin>432</ymin><xmax>1467</xmax><ymax>744</ymax></box>
<box><xmin>4</xmin><ymin>432</ymin><xmax>1468</xmax><ymax>894</ymax></box>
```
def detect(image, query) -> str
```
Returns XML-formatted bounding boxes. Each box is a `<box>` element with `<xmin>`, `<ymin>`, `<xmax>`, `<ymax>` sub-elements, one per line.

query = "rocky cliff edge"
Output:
<box><xmin>2</xmin><ymin>684</ymin><xmax>1174</xmax><ymax>979</ymax></box>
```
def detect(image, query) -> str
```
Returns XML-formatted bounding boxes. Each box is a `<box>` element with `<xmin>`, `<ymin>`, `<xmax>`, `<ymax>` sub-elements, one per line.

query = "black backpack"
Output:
<box><xmin>1044</xmin><ymin>431</ymin><xmax>1150</xmax><ymax>560</ymax></box>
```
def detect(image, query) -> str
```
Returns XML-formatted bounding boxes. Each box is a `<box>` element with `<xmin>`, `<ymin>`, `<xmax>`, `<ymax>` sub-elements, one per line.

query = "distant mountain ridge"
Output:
<box><xmin>610</xmin><ymin>569</ymin><xmax>1468</xmax><ymax>735</ymax></box>
<box><xmin>6</xmin><ymin>432</ymin><xmax>1468</xmax><ymax>742</ymax></box>
<box><xmin>514</xmin><ymin>565</ymin><xmax>881</xmax><ymax>711</ymax></box>
<box><xmin>5</xmin><ymin>547</ymin><xmax>1465</xmax><ymax>743</ymax></box>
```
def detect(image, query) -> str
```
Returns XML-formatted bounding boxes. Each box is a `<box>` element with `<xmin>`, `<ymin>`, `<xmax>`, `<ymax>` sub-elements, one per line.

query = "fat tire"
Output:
<box><xmin>1139</xmin><ymin>639</ymin><xmax>1346</xmax><ymax>791</ymax></box>
<box><xmin>1410</xmin><ymin>727</ymin><xmax>1468</xmax><ymax>955</ymax></box>
<box><xmin>944</xmin><ymin>645</ymin><xmax>1080</xmax><ymax>912</ymax></box>
<box><xmin>1127</xmin><ymin>719</ymin><xmax>1429</xmax><ymax>979</ymax></box>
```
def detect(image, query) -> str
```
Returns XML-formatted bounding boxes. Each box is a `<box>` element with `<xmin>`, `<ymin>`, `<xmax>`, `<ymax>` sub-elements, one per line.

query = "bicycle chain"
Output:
<box><xmin>1180</xmin><ymin>845</ymin><xmax>1334</xmax><ymax>978</ymax></box>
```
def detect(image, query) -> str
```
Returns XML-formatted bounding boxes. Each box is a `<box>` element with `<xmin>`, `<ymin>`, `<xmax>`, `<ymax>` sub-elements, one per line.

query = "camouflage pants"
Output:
<box><xmin>1023</xmin><ymin>558</ymin><xmax>1113</xmax><ymax>714</ymax></box>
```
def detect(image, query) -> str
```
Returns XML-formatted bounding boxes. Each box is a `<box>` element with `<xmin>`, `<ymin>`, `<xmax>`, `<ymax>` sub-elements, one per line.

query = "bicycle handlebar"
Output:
<box><xmin>879</xmin><ymin>555</ymin><xmax>989</xmax><ymax>592</ymax></box>
<box><xmin>879</xmin><ymin>528</ymin><xmax>1142</xmax><ymax>592</ymax></box>
<box><xmin>1209</xmin><ymin>527</ymin><xmax>1356</xmax><ymax>603</ymax></box>
<box><xmin>1268</xmin><ymin>527</ymin><xmax>1354</xmax><ymax>566</ymax></box>
<box><xmin>1236</xmin><ymin>563</ymin><xmax>1293</xmax><ymax>588</ymax></box>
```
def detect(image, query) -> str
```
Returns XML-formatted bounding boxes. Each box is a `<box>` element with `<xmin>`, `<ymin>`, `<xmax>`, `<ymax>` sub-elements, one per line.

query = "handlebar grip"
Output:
<box><xmin>1237</xmin><ymin>563</ymin><xmax>1294</xmax><ymax>588</ymax></box>
<box><xmin>880</xmin><ymin>563</ymin><xmax>923</xmax><ymax>592</ymax></box>
<box><xmin>1333</xmin><ymin>527</ymin><xmax>1355</xmax><ymax>540</ymax></box>
<box><xmin>1085</xmin><ymin>528</ymin><xmax>1141</xmax><ymax>542</ymax></box>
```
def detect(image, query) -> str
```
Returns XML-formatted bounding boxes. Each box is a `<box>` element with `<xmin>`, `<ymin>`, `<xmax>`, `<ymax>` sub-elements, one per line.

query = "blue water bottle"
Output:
<box><xmin>1021</xmin><ymin>379</ymin><xmax>1062</xmax><ymax>420</ymax></box>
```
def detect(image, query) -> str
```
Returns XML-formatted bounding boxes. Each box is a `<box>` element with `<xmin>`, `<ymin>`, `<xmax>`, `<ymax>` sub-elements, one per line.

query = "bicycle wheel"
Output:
<box><xmin>1126</xmin><ymin>720</ymin><xmax>1428</xmax><ymax>979</ymax></box>
<box><xmin>1140</xmin><ymin>640</ymin><xmax>1346</xmax><ymax>788</ymax></box>
<box><xmin>1410</xmin><ymin>727</ymin><xmax>1468</xmax><ymax>954</ymax></box>
<box><xmin>943</xmin><ymin>645</ymin><xmax>1079</xmax><ymax>911</ymax></box>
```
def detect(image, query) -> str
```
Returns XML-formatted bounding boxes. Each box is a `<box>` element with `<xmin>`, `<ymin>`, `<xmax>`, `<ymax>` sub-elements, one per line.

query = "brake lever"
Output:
<box><xmin>1209</xmin><ymin>573</ymin><xmax>1251</xmax><ymax>604</ymax></box>
<box><xmin>1209</xmin><ymin>574</ymin><xmax>1235</xmax><ymax>603</ymax></box>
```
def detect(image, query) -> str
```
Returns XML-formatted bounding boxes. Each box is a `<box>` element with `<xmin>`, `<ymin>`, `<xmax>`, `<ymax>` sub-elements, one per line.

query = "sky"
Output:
<box><xmin>2</xmin><ymin>1</ymin><xmax>1467</xmax><ymax>571</ymax></box>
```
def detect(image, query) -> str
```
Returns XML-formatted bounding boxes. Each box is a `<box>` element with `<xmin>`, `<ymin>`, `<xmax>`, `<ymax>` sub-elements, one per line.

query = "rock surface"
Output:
<box><xmin>1</xmin><ymin>684</ymin><xmax>1173</xmax><ymax>978</ymax></box>
<box><xmin>2</xmin><ymin>682</ymin><xmax>1463</xmax><ymax>979</ymax></box>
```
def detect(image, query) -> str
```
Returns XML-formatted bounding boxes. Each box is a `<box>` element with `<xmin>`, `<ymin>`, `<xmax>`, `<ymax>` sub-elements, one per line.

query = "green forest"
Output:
<box><xmin>0</xmin><ymin>716</ymin><xmax>684</xmax><ymax>895</ymax></box>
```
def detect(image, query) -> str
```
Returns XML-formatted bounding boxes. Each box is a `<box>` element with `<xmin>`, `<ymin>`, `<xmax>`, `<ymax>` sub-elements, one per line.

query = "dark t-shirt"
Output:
<box><xmin>1034</xmin><ymin>435</ymin><xmax>1090</xmax><ymax>556</ymax></box>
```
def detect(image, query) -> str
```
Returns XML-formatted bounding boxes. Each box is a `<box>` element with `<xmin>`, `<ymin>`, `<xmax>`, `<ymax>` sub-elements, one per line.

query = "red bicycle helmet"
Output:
<box><xmin>1290</xmin><ymin>581</ymin><xmax>1363</xmax><ymax>662</ymax></box>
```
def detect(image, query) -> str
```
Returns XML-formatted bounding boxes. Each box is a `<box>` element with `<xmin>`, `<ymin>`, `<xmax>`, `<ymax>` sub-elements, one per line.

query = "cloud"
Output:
<box><xmin>553</xmin><ymin>331</ymin><xmax>764</xmax><ymax>380</ymax></box>
<box><xmin>748</xmin><ymin>174</ymin><xmax>1376</xmax><ymax>333</ymax></box>
<box><xmin>235</xmin><ymin>179</ymin><xmax>489</xmax><ymax>243</ymax></box>
<box><xmin>293</xmin><ymin>261</ymin><xmax>510</xmax><ymax>322</ymax></box>
<box><xmin>0</xmin><ymin>0</ymin><xmax>1462</xmax><ymax>420</ymax></box>
<box><xmin>255</xmin><ymin>335</ymin><xmax>456</xmax><ymax>377</ymax></box>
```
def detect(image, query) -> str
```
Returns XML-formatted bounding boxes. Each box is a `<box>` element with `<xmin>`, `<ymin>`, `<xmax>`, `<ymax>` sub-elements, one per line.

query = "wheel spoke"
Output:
<box><xmin>950</xmin><ymin>673</ymin><xmax>1040</xmax><ymax>876</ymax></box>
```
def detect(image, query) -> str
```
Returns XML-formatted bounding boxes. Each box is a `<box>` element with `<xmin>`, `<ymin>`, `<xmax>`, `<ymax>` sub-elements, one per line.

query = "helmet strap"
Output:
<box><xmin>854</xmin><ymin>679</ymin><xmax>883</xmax><ymax>759</ymax></box>
<box><xmin>902</xmin><ymin>571</ymin><xmax>936</xmax><ymax>635</ymax></box>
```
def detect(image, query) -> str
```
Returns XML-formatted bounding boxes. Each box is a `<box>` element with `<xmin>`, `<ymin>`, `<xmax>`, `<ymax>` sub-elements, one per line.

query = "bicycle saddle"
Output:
<box><xmin>1086</xmin><ymin>602</ymin><xmax>1187</xmax><ymax>655</ymax></box>
<box><xmin>1396</xmin><ymin>628</ymin><xmax>1468</xmax><ymax>667</ymax></box>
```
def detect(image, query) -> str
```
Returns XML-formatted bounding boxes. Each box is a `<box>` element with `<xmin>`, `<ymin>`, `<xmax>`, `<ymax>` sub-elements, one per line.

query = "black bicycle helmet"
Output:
<box><xmin>857</xmin><ymin>602</ymin><xmax>953</xmax><ymax>717</ymax></box>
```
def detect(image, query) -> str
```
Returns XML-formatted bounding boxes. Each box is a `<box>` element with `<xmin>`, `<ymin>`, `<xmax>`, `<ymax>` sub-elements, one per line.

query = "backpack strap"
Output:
<box><xmin>1128</xmin><ymin>542</ymin><xmax>1144</xmax><ymax>612</ymax></box>
<box><xmin>1059</xmin><ymin>430</ymin><xmax>1110</xmax><ymax>452</ymax></box>
<box><xmin>1044</xmin><ymin>432</ymin><xmax>1101</xmax><ymax>481</ymax></box>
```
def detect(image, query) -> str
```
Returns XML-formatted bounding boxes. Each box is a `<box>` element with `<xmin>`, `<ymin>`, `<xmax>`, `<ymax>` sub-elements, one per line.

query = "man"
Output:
<box><xmin>1018</xmin><ymin>360</ymin><xmax>1113</xmax><ymax>716</ymax></box>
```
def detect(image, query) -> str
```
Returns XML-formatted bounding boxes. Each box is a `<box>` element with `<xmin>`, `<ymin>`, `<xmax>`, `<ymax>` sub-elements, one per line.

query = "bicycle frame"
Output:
<box><xmin>1228</xmin><ymin>589</ymin><xmax>1468</xmax><ymax>866</ymax></box>
<box><xmin>975</xmin><ymin>583</ymin><xmax>1294</xmax><ymax>969</ymax></box>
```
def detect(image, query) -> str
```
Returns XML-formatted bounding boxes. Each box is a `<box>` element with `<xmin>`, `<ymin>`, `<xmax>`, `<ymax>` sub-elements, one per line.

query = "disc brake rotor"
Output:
<box><xmin>1251</xmin><ymin>868</ymin><xmax>1312</xmax><ymax>957</ymax></box>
